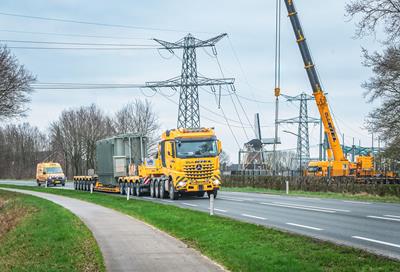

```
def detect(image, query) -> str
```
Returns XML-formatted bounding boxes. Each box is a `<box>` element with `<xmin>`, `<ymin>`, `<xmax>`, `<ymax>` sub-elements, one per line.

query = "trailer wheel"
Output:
<box><xmin>129</xmin><ymin>183</ymin><xmax>135</xmax><ymax>196</ymax></box>
<box><xmin>159</xmin><ymin>180</ymin><xmax>166</xmax><ymax>199</ymax></box>
<box><xmin>155</xmin><ymin>179</ymin><xmax>160</xmax><ymax>198</ymax></box>
<box><xmin>169</xmin><ymin>182</ymin><xmax>179</xmax><ymax>200</ymax></box>
<box><xmin>136</xmin><ymin>182</ymin><xmax>142</xmax><ymax>197</ymax></box>
<box><xmin>150</xmin><ymin>179</ymin><xmax>155</xmax><ymax>198</ymax></box>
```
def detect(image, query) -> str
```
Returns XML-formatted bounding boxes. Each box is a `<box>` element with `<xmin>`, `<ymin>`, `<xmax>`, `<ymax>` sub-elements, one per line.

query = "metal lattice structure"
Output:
<box><xmin>278</xmin><ymin>93</ymin><xmax>319</xmax><ymax>169</ymax></box>
<box><xmin>146</xmin><ymin>33</ymin><xmax>234</xmax><ymax>129</ymax></box>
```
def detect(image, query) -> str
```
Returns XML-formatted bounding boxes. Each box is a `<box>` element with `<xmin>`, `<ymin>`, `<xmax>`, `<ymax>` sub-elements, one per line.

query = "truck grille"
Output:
<box><xmin>184</xmin><ymin>161</ymin><xmax>214</xmax><ymax>179</ymax></box>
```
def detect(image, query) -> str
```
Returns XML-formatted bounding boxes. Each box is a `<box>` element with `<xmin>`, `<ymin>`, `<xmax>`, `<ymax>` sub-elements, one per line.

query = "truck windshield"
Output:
<box><xmin>45</xmin><ymin>167</ymin><xmax>63</xmax><ymax>174</ymax></box>
<box><xmin>176</xmin><ymin>140</ymin><xmax>217</xmax><ymax>158</ymax></box>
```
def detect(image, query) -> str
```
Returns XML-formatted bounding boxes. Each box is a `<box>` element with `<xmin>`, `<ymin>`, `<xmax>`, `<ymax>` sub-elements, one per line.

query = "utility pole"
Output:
<box><xmin>146</xmin><ymin>33</ymin><xmax>234</xmax><ymax>128</ymax></box>
<box><xmin>278</xmin><ymin>93</ymin><xmax>319</xmax><ymax>174</ymax></box>
<box><xmin>272</xmin><ymin>0</ymin><xmax>282</xmax><ymax>175</ymax></box>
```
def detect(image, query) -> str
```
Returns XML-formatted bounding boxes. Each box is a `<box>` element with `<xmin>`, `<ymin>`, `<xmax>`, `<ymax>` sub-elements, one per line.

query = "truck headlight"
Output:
<box><xmin>213</xmin><ymin>180</ymin><xmax>221</xmax><ymax>186</ymax></box>
<box><xmin>177</xmin><ymin>181</ymin><xmax>186</xmax><ymax>187</ymax></box>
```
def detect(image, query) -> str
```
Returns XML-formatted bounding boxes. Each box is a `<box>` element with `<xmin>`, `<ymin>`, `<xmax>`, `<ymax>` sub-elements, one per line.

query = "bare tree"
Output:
<box><xmin>50</xmin><ymin>104</ymin><xmax>114</xmax><ymax>177</ymax></box>
<box><xmin>346</xmin><ymin>0</ymin><xmax>400</xmax><ymax>160</ymax></box>
<box><xmin>0</xmin><ymin>46</ymin><xmax>35</xmax><ymax>120</ymax></box>
<box><xmin>114</xmin><ymin>99</ymin><xmax>160</xmax><ymax>154</ymax></box>
<box><xmin>0</xmin><ymin>123</ymin><xmax>47</xmax><ymax>179</ymax></box>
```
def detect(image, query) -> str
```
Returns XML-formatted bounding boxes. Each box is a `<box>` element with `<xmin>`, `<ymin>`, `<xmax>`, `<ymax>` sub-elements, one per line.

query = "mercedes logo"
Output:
<box><xmin>196</xmin><ymin>164</ymin><xmax>202</xmax><ymax>171</ymax></box>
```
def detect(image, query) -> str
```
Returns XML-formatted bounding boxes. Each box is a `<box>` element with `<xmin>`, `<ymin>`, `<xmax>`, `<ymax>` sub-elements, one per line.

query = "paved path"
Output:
<box><xmin>0</xmin><ymin>188</ymin><xmax>224</xmax><ymax>272</ymax></box>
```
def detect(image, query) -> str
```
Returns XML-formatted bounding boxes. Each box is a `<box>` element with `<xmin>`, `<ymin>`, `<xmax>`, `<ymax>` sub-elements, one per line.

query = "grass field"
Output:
<box><xmin>223</xmin><ymin>186</ymin><xmax>400</xmax><ymax>203</ymax></box>
<box><xmin>1</xmin><ymin>185</ymin><xmax>399</xmax><ymax>272</ymax></box>
<box><xmin>0</xmin><ymin>189</ymin><xmax>105</xmax><ymax>272</ymax></box>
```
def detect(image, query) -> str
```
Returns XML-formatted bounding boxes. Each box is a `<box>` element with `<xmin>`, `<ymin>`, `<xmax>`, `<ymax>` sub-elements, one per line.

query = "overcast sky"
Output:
<box><xmin>1</xmin><ymin>0</ymin><xmax>382</xmax><ymax>162</ymax></box>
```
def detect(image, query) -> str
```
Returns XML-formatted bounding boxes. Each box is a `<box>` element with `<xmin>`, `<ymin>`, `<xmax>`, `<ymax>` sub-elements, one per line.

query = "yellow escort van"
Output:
<box><xmin>36</xmin><ymin>162</ymin><xmax>66</xmax><ymax>187</ymax></box>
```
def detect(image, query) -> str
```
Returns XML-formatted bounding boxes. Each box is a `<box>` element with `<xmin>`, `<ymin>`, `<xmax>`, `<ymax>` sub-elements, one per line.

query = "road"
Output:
<box><xmin>1</xmin><ymin>180</ymin><xmax>400</xmax><ymax>260</ymax></box>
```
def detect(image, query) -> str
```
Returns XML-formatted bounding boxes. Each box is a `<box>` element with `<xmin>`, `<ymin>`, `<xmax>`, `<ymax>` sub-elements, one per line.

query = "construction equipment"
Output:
<box><xmin>74</xmin><ymin>128</ymin><xmax>222</xmax><ymax>200</ymax></box>
<box><xmin>36</xmin><ymin>162</ymin><xmax>66</xmax><ymax>187</ymax></box>
<box><xmin>283</xmin><ymin>0</ymin><xmax>373</xmax><ymax>177</ymax></box>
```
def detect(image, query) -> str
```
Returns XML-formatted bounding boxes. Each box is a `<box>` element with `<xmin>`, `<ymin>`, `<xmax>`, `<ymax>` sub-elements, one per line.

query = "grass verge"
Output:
<box><xmin>0</xmin><ymin>189</ymin><xmax>105</xmax><ymax>272</ymax></box>
<box><xmin>1</xmin><ymin>185</ymin><xmax>399</xmax><ymax>272</ymax></box>
<box><xmin>223</xmin><ymin>186</ymin><xmax>400</xmax><ymax>203</ymax></box>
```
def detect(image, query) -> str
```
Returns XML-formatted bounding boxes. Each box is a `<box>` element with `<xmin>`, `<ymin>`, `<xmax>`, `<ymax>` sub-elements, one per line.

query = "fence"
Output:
<box><xmin>222</xmin><ymin>175</ymin><xmax>400</xmax><ymax>197</ymax></box>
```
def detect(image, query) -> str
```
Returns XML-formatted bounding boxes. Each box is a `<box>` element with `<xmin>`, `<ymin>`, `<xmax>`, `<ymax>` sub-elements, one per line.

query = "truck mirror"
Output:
<box><xmin>217</xmin><ymin>140</ymin><xmax>222</xmax><ymax>154</ymax></box>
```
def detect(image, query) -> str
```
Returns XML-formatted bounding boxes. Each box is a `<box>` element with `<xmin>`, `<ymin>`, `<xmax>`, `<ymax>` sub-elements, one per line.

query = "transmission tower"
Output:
<box><xmin>278</xmin><ymin>92</ymin><xmax>319</xmax><ymax>170</ymax></box>
<box><xmin>146</xmin><ymin>33</ymin><xmax>235</xmax><ymax>129</ymax></box>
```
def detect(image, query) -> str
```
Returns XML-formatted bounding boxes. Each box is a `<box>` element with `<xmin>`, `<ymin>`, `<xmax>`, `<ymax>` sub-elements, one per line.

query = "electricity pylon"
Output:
<box><xmin>146</xmin><ymin>33</ymin><xmax>235</xmax><ymax>129</ymax></box>
<box><xmin>278</xmin><ymin>92</ymin><xmax>319</xmax><ymax>170</ymax></box>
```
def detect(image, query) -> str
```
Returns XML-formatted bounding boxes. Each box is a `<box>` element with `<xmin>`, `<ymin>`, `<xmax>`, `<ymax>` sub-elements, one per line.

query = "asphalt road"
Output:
<box><xmin>1</xmin><ymin>180</ymin><xmax>400</xmax><ymax>260</ymax></box>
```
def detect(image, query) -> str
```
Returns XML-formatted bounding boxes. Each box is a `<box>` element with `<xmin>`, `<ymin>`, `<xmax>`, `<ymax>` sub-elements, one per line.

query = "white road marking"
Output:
<box><xmin>343</xmin><ymin>200</ymin><xmax>371</xmax><ymax>205</ymax></box>
<box><xmin>273</xmin><ymin>202</ymin><xmax>350</xmax><ymax>212</ymax></box>
<box><xmin>219</xmin><ymin>197</ymin><xmax>245</xmax><ymax>202</ymax></box>
<box><xmin>286</xmin><ymin>223</ymin><xmax>323</xmax><ymax>231</ymax></box>
<box><xmin>182</xmin><ymin>203</ymin><xmax>198</xmax><ymax>207</ymax></box>
<box><xmin>367</xmin><ymin>215</ymin><xmax>400</xmax><ymax>222</ymax></box>
<box><xmin>241</xmin><ymin>214</ymin><xmax>267</xmax><ymax>220</ymax></box>
<box><xmin>296</xmin><ymin>197</ymin><xmax>321</xmax><ymax>201</ymax></box>
<box><xmin>384</xmin><ymin>215</ymin><xmax>400</xmax><ymax>219</ymax></box>
<box><xmin>259</xmin><ymin>202</ymin><xmax>335</xmax><ymax>213</ymax></box>
<box><xmin>352</xmin><ymin>236</ymin><xmax>400</xmax><ymax>249</ymax></box>
<box><xmin>143</xmin><ymin>197</ymin><xmax>153</xmax><ymax>200</ymax></box>
<box><xmin>161</xmin><ymin>199</ymin><xmax>174</xmax><ymax>203</ymax></box>
<box><xmin>208</xmin><ymin>208</ymin><xmax>227</xmax><ymax>213</ymax></box>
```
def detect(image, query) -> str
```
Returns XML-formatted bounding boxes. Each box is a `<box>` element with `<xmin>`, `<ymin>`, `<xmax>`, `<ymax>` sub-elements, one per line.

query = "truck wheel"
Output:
<box><xmin>169</xmin><ymin>182</ymin><xmax>179</xmax><ymax>200</ymax></box>
<box><xmin>155</xmin><ymin>179</ymin><xmax>160</xmax><ymax>198</ymax></box>
<box><xmin>159</xmin><ymin>180</ymin><xmax>166</xmax><ymax>199</ymax></box>
<box><xmin>150</xmin><ymin>179</ymin><xmax>155</xmax><ymax>198</ymax></box>
<box><xmin>207</xmin><ymin>190</ymin><xmax>218</xmax><ymax>199</ymax></box>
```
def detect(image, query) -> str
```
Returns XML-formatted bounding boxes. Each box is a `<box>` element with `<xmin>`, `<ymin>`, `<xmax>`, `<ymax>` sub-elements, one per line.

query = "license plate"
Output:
<box><xmin>54</xmin><ymin>180</ymin><xmax>60</xmax><ymax>184</ymax></box>
<box><xmin>198</xmin><ymin>185</ymin><xmax>203</xmax><ymax>191</ymax></box>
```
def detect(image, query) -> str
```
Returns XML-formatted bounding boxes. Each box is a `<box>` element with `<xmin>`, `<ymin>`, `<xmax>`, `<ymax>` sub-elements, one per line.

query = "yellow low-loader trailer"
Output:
<box><xmin>74</xmin><ymin>128</ymin><xmax>222</xmax><ymax>200</ymax></box>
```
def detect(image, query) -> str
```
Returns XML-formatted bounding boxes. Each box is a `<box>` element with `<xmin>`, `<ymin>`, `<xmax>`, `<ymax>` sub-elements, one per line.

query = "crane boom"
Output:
<box><xmin>283</xmin><ymin>0</ymin><xmax>346</xmax><ymax>162</ymax></box>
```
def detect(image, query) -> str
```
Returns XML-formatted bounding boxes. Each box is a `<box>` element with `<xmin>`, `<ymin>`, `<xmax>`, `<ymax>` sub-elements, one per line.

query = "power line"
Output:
<box><xmin>0</xmin><ymin>29</ymin><xmax>150</xmax><ymax>40</ymax></box>
<box><xmin>0</xmin><ymin>11</ymin><xmax>211</xmax><ymax>34</ymax></box>
<box><xmin>0</xmin><ymin>39</ymin><xmax>159</xmax><ymax>47</ymax></box>
<box><xmin>7</xmin><ymin>46</ymin><xmax>158</xmax><ymax>50</ymax></box>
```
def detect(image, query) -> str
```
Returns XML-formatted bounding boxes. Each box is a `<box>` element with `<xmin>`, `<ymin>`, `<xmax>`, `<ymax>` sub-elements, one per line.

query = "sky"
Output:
<box><xmin>0</xmin><ymin>0</ymin><xmax>383</xmax><ymax>162</ymax></box>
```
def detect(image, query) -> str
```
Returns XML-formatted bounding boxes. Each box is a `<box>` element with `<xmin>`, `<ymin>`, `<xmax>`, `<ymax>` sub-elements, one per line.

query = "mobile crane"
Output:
<box><xmin>283</xmin><ymin>0</ymin><xmax>360</xmax><ymax>176</ymax></box>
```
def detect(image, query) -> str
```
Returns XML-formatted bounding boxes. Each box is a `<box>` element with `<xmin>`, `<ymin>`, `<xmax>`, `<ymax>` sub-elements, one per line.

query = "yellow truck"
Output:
<box><xmin>74</xmin><ymin>128</ymin><xmax>222</xmax><ymax>200</ymax></box>
<box><xmin>36</xmin><ymin>162</ymin><xmax>66</xmax><ymax>187</ymax></box>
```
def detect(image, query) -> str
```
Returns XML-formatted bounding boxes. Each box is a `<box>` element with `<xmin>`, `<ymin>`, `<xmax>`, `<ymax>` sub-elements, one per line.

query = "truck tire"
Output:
<box><xmin>150</xmin><ymin>179</ymin><xmax>155</xmax><ymax>198</ymax></box>
<box><xmin>155</xmin><ymin>179</ymin><xmax>160</xmax><ymax>198</ymax></box>
<box><xmin>159</xmin><ymin>180</ymin><xmax>166</xmax><ymax>199</ymax></box>
<box><xmin>169</xmin><ymin>182</ymin><xmax>179</xmax><ymax>200</ymax></box>
<box><xmin>207</xmin><ymin>190</ymin><xmax>218</xmax><ymax>199</ymax></box>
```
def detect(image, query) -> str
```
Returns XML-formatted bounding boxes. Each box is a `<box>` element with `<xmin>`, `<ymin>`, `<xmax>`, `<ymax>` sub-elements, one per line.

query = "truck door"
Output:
<box><xmin>160</xmin><ymin>141</ymin><xmax>167</xmax><ymax>167</ymax></box>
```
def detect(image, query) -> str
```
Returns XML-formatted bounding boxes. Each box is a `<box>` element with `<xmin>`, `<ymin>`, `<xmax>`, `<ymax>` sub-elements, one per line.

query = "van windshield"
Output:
<box><xmin>176</xmin><ymin>140</ymin><xmax>217</xmax><ymax>158</ymax></box>
<box><xmin>45</xmin><ymin>167</ymin><xmax>63</xmax><ymax>174</ymax></box>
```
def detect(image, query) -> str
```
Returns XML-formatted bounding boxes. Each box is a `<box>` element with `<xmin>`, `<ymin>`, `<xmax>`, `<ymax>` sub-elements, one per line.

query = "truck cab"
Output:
<box><xmin>36</xmin><ymin>162</ymin><xmax>66</xmax><ymax>187</ymax></box>
<box><xmin>154</xmin><ymin>128</ymin><xmax>222</xmax><ymax>199</ymax></box>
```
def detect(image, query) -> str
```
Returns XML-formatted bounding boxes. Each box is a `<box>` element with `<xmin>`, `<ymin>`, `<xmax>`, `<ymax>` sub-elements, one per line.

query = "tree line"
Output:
<box><xmin>0</xmin><ymin>100</ymin><xmax>159</xmax><ymax>179</ymax></box>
